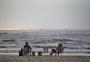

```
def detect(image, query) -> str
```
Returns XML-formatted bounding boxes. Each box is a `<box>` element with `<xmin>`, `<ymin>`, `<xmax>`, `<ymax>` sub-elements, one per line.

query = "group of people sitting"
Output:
<box><xmin>19</xmin><ymin>42</ymin><xmax>64</xmax><ymax>56</ymax></box>
<box><xmin>19</xmin><ymin>42</ymin><xmax>32</xmax><ymax>56</ymax></box>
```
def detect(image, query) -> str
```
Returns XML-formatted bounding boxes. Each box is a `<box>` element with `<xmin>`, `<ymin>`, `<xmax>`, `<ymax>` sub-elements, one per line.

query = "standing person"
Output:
<box><xmin>23</xmin><ymin>42</ymin><xmax>32</xmax><ymax>55</ymax></box>
<box><xmin>56</xmin><ymin>43</ymin><xmax>64</xmax><ymax>56</ymax></box>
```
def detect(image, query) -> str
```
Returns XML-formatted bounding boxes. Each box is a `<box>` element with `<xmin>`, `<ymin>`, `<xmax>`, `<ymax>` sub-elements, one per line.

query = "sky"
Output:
<box><xmin>0</xmin><ymin>0</ymin><xmax>90</xmax><ymax>30</ymax></box>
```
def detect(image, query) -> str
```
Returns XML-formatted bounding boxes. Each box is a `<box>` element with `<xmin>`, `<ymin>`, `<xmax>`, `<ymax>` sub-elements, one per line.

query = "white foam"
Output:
<box><xmin>0</xmin><ymin>53</ymin><xmax>90</xmax><ymax>56</ymax></box>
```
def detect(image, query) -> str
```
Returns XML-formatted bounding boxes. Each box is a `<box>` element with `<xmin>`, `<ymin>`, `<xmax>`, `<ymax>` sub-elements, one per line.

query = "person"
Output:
<box><xmin>50</xmin><ymin>49</ymin><xmax>56</xmax><ymax>55</ymax></box>
<box><xmin>32</xmin><ymin>51</ymin><xmax>35</xmax><ymax>56</ymax></box>
<box><xmin>23</xmin><ymin>42</ymin><xmax>32</xmax><ymax>55</ymax></box>
<box><xmin>56</xmin><ymin>43</ymin><xmax>64</xmax><ymax>56</ymax></box>
<box><xmin>38</xmin><ymin>51</ymin><xmax>42</xmax><ymax>56</ymax></box>
<box><xmin>19</xmin><ymin>48</ymin><xmax>23</xmax><ymax>56</ymax></box>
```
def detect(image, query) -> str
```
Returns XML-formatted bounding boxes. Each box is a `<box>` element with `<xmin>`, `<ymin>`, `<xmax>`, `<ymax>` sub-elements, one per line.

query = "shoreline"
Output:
<box><xmin>0</xmin><ymin>53</ymin><xmax>90</xmax><ymax>56</ymax></box>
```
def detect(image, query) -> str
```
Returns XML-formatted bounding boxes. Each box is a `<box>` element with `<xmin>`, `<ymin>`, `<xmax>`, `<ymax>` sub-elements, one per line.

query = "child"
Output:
<box><xmin>19</xmin><ymin>48</ymin><xmax>23</xmax><ymax>56</ymax></box>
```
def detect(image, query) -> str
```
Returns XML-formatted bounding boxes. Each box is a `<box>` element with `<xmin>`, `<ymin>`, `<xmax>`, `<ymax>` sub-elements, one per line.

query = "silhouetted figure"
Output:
<box><xmin>38</xmin><ymin>51</ymin><xmax>42</xmax><ymax>56</ymax></box>
<box><xmin>56</xmin><ymin>43</ymin><xmax>64</xmax><ymax>56</ymax></box>
<box><xmin>32</xmin><ymin>52</ymin><xmax>35</xmax><ymax>56</ymax></box>
<box><xmin>50</xmin><ymin>49</ymin><xmax>56</xmax><ymax>55</ymax></box>
<box><xmin>19</xmin><ymin>48</ymin><xmax>23</xmax><ymax>56</ymax></box>
<box><xmin>23</xmin><ymin>42</ymin><xmax>32</xmax><ymax>55</ymax></box>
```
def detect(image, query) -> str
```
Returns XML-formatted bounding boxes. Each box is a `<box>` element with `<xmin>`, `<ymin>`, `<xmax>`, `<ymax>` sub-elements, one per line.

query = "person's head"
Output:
<box><xmin>25</xmin><ymin>42</ymin><xmax>28</xmax><ymax>45</ymax></box>
<box><xmin>58</xmin><ymin>43</ymin><xmax>63</xmax><ymax>47</ymax></box>
<box><xmin>21</xmin><ymin>48</ymin><xmax>23</xmax><ymax>51</ymax></box>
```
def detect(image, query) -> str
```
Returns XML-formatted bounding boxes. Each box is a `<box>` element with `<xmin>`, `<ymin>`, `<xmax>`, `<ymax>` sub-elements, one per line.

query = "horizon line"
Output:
<box><xmin>0</xmin><ymin>29</ymin><xmax>90</xmax><ymax>31</ymax></box>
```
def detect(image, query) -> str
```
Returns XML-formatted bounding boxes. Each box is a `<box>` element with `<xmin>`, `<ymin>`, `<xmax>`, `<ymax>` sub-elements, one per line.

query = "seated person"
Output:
<box><xmin>19</xmin><ymin>48</ymin><xmax>23</xmax><ymax>56</ymax></box>
<box><xmin>38</xmin><ymin>51</ymin><xmax>42</xmax><ymax>56</ymax></box>
<box><xmin>50</xmin><ymin>49</ymin><xmax>56</xmax><ymax>55</ymax></box>
<box><xmin>23</xmin><ymin>42</ymin><xmax>32</xmax><ymax>55</ymax></box>
<box><xmin>56</xmin><ymin>43</ymin><xmax>64</xmax><ymax>56</ymax></box>
<box><xmin>32</xmin><ymin>51</ymin><xmax>35</xmax><ymax>56</ymax></box>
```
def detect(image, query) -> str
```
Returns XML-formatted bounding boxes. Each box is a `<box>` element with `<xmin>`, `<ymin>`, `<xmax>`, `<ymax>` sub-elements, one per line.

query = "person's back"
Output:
<box><xmin>56</xmin><ymin>43</ymin><xmax>64</xmax><ymax>56</ymax></box>
<box><xmin>23</xmin><ymin>42</ymin><xmax>32</xmax><ymax>55</ymax></box>
<box><xmin>24</xmin><ymin>44</ymin><xmax>30</xmax><ymax>50</ymax></box>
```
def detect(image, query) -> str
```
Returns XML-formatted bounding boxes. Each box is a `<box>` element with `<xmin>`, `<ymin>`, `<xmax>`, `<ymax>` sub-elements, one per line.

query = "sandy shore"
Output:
<box><xmin>0</xmin><ymin>55</ymin><xmax>90</xmax><ymax>62</ymax></box>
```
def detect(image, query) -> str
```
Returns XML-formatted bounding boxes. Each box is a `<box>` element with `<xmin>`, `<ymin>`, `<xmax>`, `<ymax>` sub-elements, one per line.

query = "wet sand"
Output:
<box><xmin>0</xmin><ymin>55</ymin><xmax>90</xmax><ymax>62</ymax></box>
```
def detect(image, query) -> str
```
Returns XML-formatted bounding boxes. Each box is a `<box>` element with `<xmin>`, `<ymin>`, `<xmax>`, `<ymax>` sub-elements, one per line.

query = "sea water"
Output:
<box><xmin>0</xmin><ymin>30</ymin><xmax>90</xmax><ymax>54</ymax></box>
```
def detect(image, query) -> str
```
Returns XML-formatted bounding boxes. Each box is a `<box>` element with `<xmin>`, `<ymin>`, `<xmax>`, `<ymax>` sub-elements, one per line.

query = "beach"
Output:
<box><xmin>0</xmin><ymin>30</ymin><xmax>90</xmax><ymax>62</ymax></box>
<box><xmin>0</xmin><ymin>54</ymin><xmax>90</xmax><ymax>62</ymax></box>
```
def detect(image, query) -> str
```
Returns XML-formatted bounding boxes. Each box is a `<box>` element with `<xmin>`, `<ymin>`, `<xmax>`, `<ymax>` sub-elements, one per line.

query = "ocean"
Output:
<box><xmin>0</xmin><ymin>30</ymin><xmax>90</xmax><ymax>54</ymax></box>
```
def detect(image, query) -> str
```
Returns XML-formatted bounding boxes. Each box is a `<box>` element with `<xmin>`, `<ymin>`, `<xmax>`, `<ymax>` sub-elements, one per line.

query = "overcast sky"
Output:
<box><xmin>0</xmin><ymin>0</ymin><xmax>90</xmax><ymax>30</ymax></box>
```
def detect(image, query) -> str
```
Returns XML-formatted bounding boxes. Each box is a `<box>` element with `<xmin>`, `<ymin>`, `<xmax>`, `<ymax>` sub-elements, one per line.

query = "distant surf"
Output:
<box><xmin>0</xmin><ymin>30</ymin><xmax>90</xmax><ymax>53</ymax></box>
